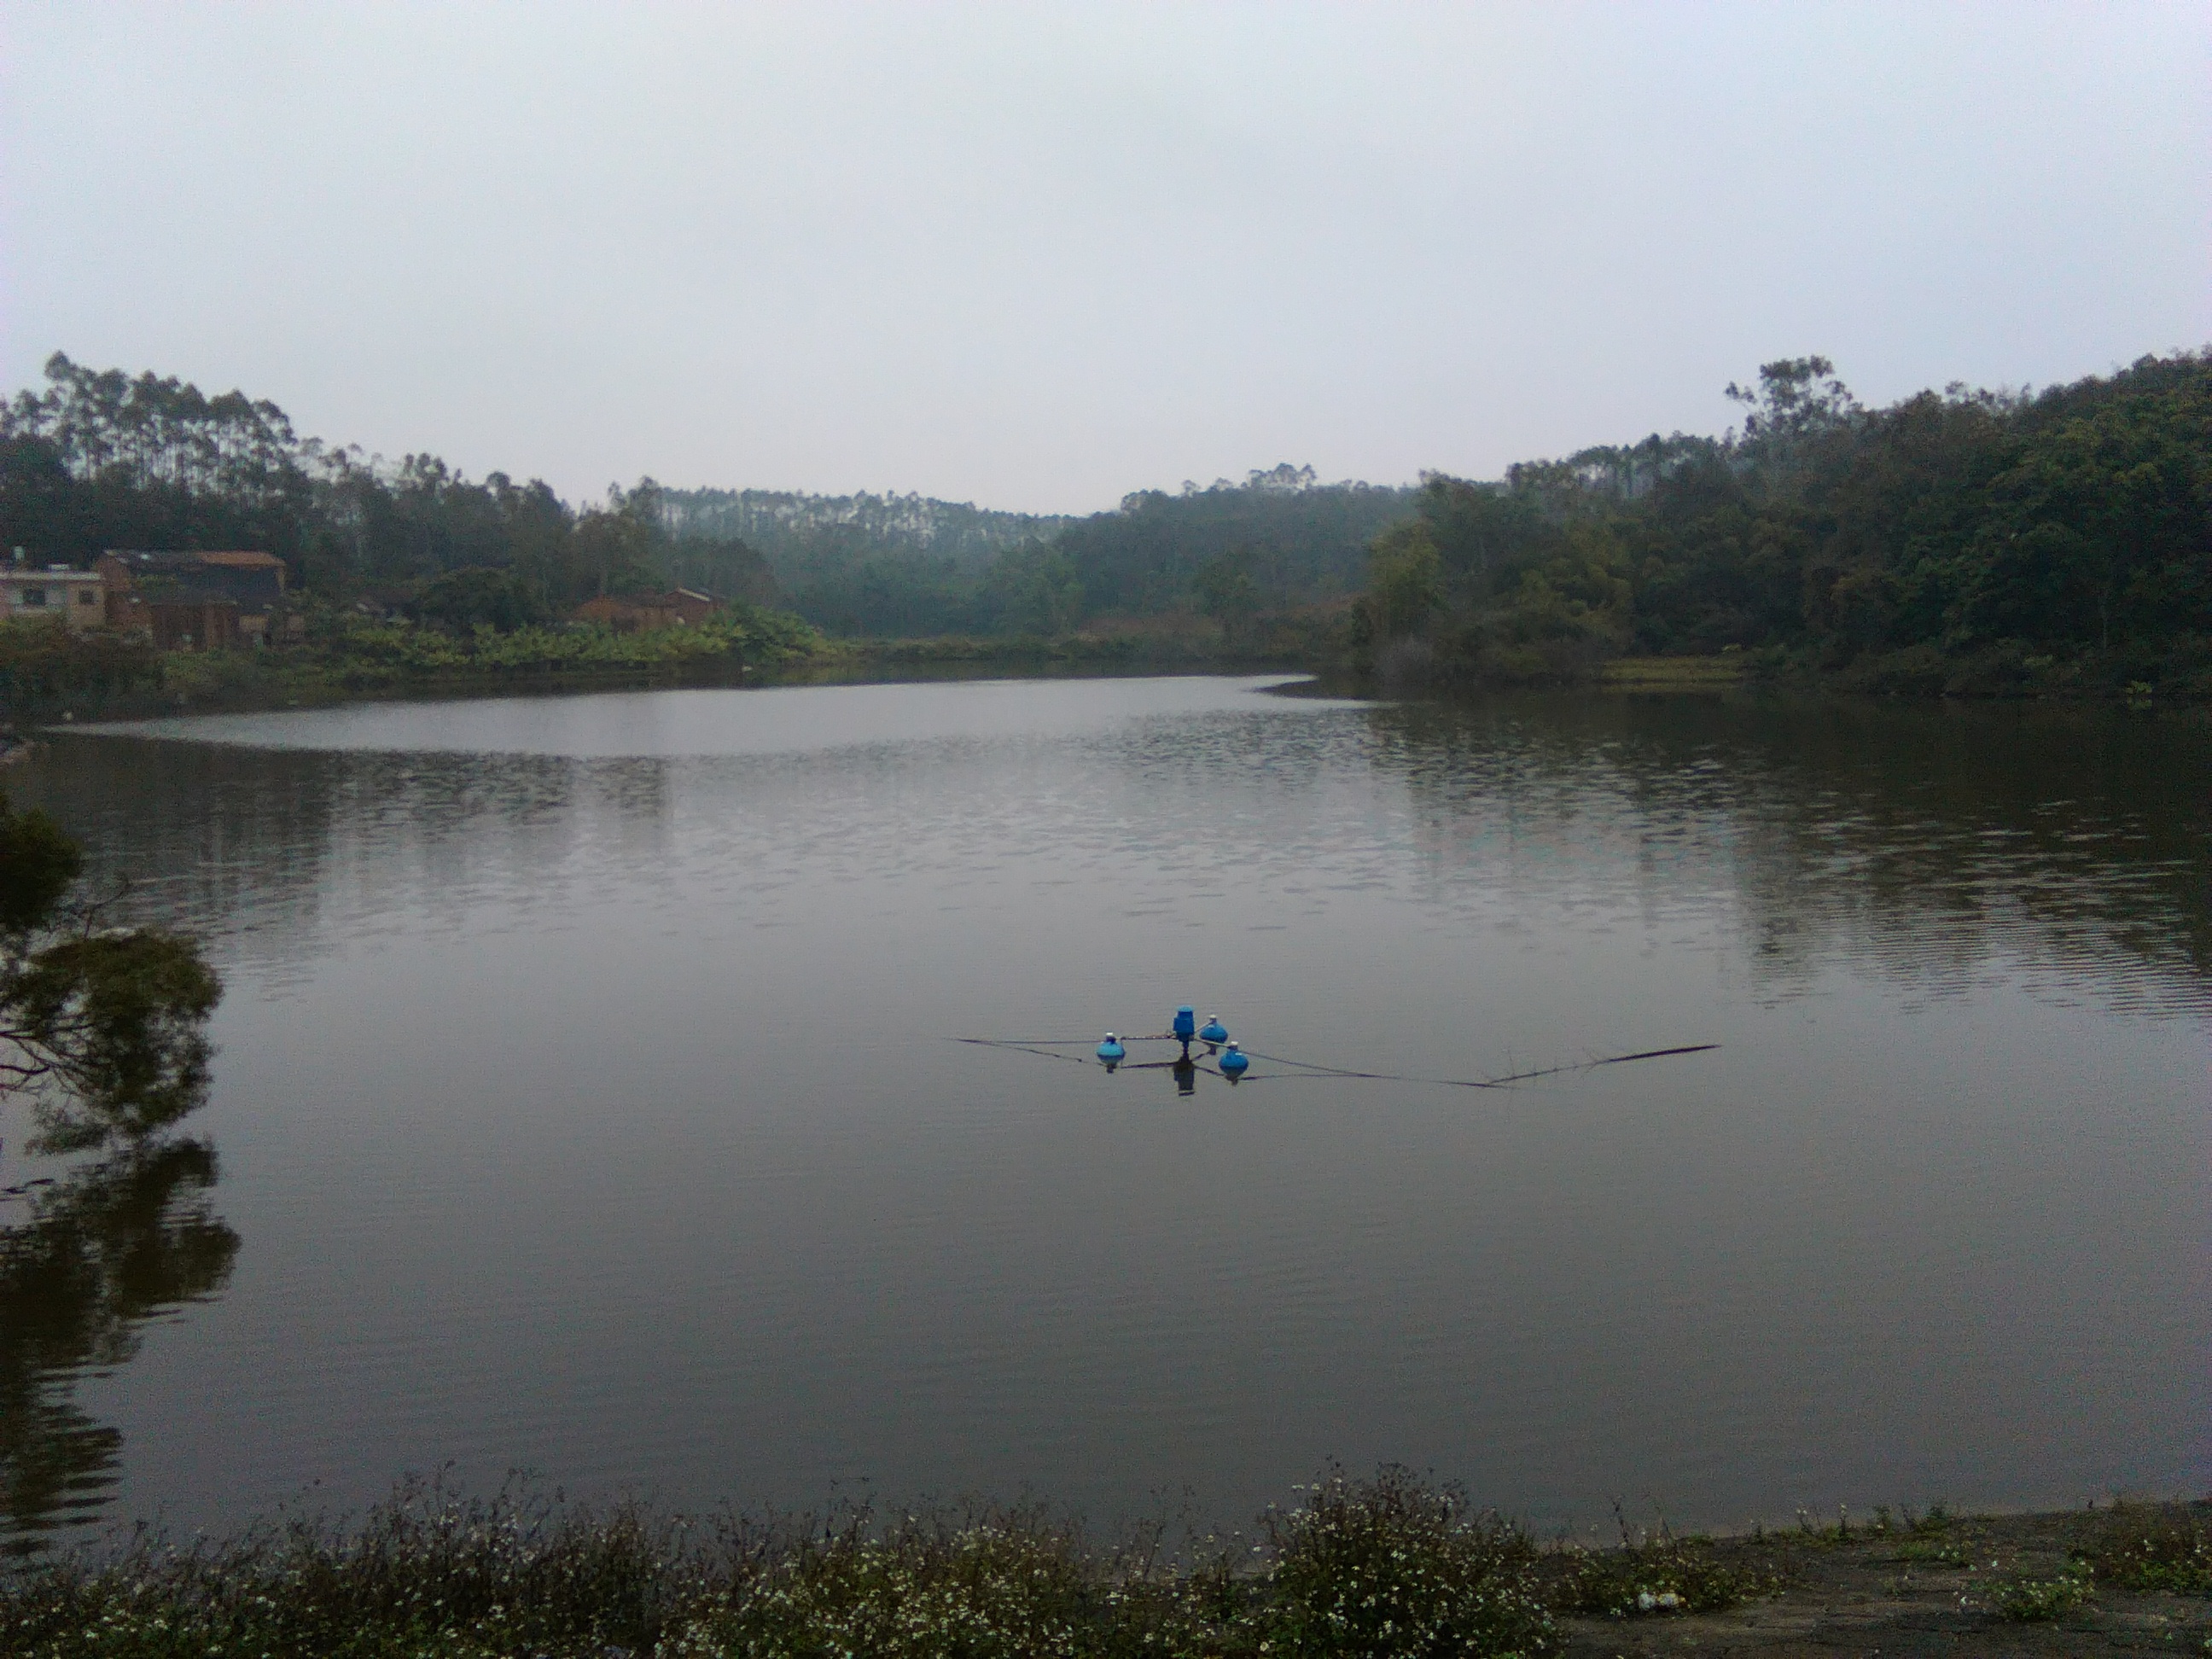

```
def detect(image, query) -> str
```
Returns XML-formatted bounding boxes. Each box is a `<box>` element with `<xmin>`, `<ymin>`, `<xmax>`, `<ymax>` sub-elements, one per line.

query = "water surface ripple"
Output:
<box><xmin>4</xmin><ymin>677</ymin><xmax>2205</xmax><ymax>1551</ymax></box>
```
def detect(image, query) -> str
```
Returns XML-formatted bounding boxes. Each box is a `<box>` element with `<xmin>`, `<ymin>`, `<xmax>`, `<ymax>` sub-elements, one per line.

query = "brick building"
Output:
<box><xmin>570</xmin><ymin>589</ymin><xmax>720</xmax><ymax>632</ymax></box>
<box><xmin>96</xmin><ymin>550</ymin><xmax>302</xmax><ymax>649</ymax></box>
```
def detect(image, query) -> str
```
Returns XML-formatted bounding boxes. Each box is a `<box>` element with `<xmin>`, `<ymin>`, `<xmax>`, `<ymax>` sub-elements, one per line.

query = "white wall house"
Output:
<box><xmin>2</xmin><ymin>563</ymin><xmax>106</xmax><ymax>632</ymax></box>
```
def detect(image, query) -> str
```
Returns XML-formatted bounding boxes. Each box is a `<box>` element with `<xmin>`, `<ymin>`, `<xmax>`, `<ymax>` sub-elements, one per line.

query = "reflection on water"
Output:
<box><xmin>0</xmin><ymin>1139</ymin><xmax>239</xmax><ymax>1555</ymax></box>
<box><xmin>1365</xmin><ymin>696</ymin><xmax>2212</xmax><ymax>1016</ymax></box>
<box><xmin>35</xmin><ymin>692</ymin><xmax>2212</xmax><ymax>1019</ymax></box>
<box><xmin>6</xmin><ymin>680</ymin><xmax>2208</xmax><ymax>1544</ymax></box>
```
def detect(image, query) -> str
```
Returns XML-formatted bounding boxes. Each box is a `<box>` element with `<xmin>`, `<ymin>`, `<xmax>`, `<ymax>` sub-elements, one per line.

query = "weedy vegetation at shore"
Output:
<box><xmin>0</xmin><ymin>1466</ymin><xmax>1750</xmax><ymax>1659</ymax></box>
<box><xmin>1989</xmin><ymin>1569</ymin><xmax>2094</xmax><ymax>1621</ymax></box>
<box><xmin>1540</xmin><ymin>1505</ymin><xmax>1785</xmax><ymax>1618</ymax></box>
<box><xmin>2077</xmin><ymin>1502</ymin><xmax>2212</xmax><ymax>1596</ymax></box>
<box><xmin>7</xmin><ymin>1470</ymin><xmax>2209</xmax><ymax>1656</ymax></box>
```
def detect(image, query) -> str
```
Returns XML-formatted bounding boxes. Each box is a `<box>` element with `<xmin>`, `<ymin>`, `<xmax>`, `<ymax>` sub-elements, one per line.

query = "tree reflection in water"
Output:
<box><xmin>0</xmin><ymin>1138</ymin><xmax>238</xmax><ymax>1557</ymax></box>
<box><xmin>1365</xmin><ymin>696</ymin><xmax>2212</xmax><ymax>1012</ymax></box>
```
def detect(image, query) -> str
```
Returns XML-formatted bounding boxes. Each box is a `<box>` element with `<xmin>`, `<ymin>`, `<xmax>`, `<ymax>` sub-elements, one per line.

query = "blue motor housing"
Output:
<box><xmin>1173</xmin><ymin>1006</ymin><xmax>1196</xmax><ymax>1042</ymax></box>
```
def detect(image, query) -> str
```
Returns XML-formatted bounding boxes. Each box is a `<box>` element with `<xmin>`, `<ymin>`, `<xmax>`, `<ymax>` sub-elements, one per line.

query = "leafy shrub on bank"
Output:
<box><xmin>0</xmin><ymin>623</ymin><xmax>160</xmax><ymax>713</ymax></box>
<box><xmin>2</xmin><ymin>1468</ymin><xmax>1587</xmax><ymax>1659</ymax></box>
<box><xmin>1254</xmin><ymin>1465</ymin><xmax>1555</xmax><ymax>1657</ymax></box>
<box><xmin>670</xmin><ymin>1504</ymin><xmax>1242</xmax><ymax>1659</ymax></box>
<box><xmin>157</xmin><ymin>642</ymin><xmax>294</xmax><ymax>704</ymax></box>
<box><xmin>1544</xmin><ymin>1522</ymin><xmax>1784</xmax><ymax>1619</ymax></box>
<box><xmin>3</xmin><ymin>1476</ymin><xmax>696</xmax><ymax>1658</ymax></box>
<box><xmin>310</xmin><ymin>603</ymin><xmax>821</xmax><ymax>679</ymax></box>
<box><xmin>2080</xmin><ymin>1505</ymin><xmax>2212</xmax><ymax>1596</ymax></box>
<box><xmin>1989</xmin><ymin>1570</ymin><xmax>2094</xmax><ymax>1621</ymax></box>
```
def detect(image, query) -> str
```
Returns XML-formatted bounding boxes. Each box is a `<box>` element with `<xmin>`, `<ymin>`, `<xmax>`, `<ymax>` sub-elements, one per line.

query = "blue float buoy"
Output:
<box><xmin>1219</xmin><ymin>1041</ymin><xmax>1249</xmax><ymax>1080</ymax></box>
<box><xmin>1198</xmin><ymin>1014</ymin><xmax>1229</xmax><ymax>1045</ymax></box>
<box><xmin>1173</xmin><ymin>1006</ymin><xmax>1196</xmax><ymax>1044</ymax></box>
<box><xmin>1097</xmin><ymin>1032</ymin><xmax>1126</xmax><ymax>1067</ymax></box>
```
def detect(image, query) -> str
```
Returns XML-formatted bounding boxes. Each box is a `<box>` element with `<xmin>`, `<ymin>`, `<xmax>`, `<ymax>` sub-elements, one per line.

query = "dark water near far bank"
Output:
<box><xmin>4</xmin><ymin>678</ymin><xmax>2206</xmax><ymax>1552</ymax></box>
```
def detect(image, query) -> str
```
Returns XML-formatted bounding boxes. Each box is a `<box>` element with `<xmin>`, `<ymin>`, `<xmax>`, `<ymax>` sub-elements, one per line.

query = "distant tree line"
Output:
<box><xmin>0</xmin><ymin>356</ymin><xmax>1412</xmax><ymax>643</ymax></box>
<box><xmin>1059</xmin><ymin>466</ymin><xmax>1414</xmax><ymax>620</ymax></box>
<box><xmin>0</xmin><ymin>355</ymin><xmax>777</xmax><ymax>635</ymax></box>
<box><xmin>660</xmin><ymin>486</ymin><xmax>1067</xmax><ymax>636</ymax></box>
<box><xmin>10</xmin><ymin>347</ymin><xmax>2200</xmax><ymax>685</ymax></box>
<box><xmin>1359</xmin><ymin>352</ymin><xmax>2212</xmax><ymax>695</ymax></box>
<box><xmin>662</xmin><ymin>467</ymin><xmax>1415</xmax><ymax>637</ymax></box>
<box><xmin>661</xmin><ymin>487</ymin><xmax>1073</xmax><ymax>573</ymax></box>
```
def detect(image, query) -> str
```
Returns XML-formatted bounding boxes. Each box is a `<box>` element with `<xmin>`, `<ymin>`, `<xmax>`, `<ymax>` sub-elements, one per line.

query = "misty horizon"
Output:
<box><xmin>4</xmin><ymin>3</ymin><xmax>2205</xmax><ymax>515</ymax></box>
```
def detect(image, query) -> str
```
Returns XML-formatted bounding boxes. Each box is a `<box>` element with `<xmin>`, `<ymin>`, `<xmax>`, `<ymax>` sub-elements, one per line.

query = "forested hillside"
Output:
<box><xmin>1057</xmin><ymin>466</ymin><xmax>1414</xmax><ymax>618</ymax></box>
<box><xmin>661</xmin><ymin>486</ymin><xmax>1069</xmax><ymax>571</ymax></box>
<box><xmin>656</xmin><ymin>486</ymin><xmax>1065</xmax><ymax>635</ymax></box>
<box><xmin>659</xmin><ymin>469</ymin><xmax>1414</xmax><ymax>637</ymax></box>
<box><xmin>0</xmin><ymin>355</ymin><xmax>776</xmax><ymax>630</ymax></box>
<box><xmin>0</xmin><ymin>356</ymin><xmax>1417</xmax><ymax>641</ymax></box>
<box><xmin>1360</xmin><ymin>352</ymin><xmax>2211</xmax><ymax>696</ymax></box>
<box><xmin>5</xmin><ymin>348</ymin><xmax>2203</xmax><ymax>694</ymax></box>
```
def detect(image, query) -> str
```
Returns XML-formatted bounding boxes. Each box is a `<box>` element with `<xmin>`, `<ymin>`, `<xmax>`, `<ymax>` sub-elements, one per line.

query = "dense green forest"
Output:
<box><xmin>3</xmin><ymin>348</ymin><xmax>2205</xmax><ymax>695</ymax></box>
<box><xmin>1058</xmin><ymin>466</ymin><xmax>1414</xmax><ymax>619</ymax></box>
<box><xmin>663</xmin><ymin>486</ymin><xmax>1072</xmax><ymax>570</ymax></box>
<box><xmin>1363</xmin><ymin>352</ymin><xmax>2211</xmax><ymax>696</ymax></box>
<box><xmin>0</xmin><ymin>355</ymin><xmax>775</xmax><ymax>628</ymax></box>
<box><xmin>0</xmin><ymin>356</ymin><xmax>1406</xmax><ymax>643</ymax></box>
<box><xmin>658</xmin><ymin>469</ymin><xmax>1412</xmax><ymax>637</ymax></box>
<box><xmin>661</xmin><ymin>486</ymin><xmax>1068</xmax><ymax>635</ymax></box>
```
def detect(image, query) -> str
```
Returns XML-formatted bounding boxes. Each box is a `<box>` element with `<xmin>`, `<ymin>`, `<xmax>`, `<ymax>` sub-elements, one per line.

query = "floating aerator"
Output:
<box><xmin>1198</xmin><ymin>1014</ymin><xmax>1229</xmax><ymax>1045</ymax></box>
<box><xmin>1097</xmin><ymin>1033</ymin><xmax>1126</xmax><ymax>1067</ymax></box>
<box><xmin>1173</xmin><ymin>1006</ymin><xmax>1197</xmax><ymax>1045</ymax></box>
<box><xmin>1218</xmin><ymin>1041</ymin><xmax>1249</xmax><ymax>1080</ymax></box>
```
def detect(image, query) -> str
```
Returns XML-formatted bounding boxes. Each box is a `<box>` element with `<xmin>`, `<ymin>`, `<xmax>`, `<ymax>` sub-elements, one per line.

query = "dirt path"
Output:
<box><xmin>1553</xmin><ymin>1504</ymin><xmax>2210</xmax><ymax>1656</ymax></box>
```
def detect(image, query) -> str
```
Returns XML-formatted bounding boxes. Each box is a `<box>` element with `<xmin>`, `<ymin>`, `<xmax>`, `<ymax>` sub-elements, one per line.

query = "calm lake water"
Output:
<box><xmin>4</xmin><ymin>675</ymin><xmax>2207</xmax><ymax>1552</ymax></box>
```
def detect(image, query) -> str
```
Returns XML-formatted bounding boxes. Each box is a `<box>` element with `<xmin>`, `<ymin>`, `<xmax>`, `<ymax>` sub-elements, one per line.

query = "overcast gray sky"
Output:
<box><xmin>3</xmin><ymin>3</ymin><xmax>2205</xmax><ymax>514</ymax></box>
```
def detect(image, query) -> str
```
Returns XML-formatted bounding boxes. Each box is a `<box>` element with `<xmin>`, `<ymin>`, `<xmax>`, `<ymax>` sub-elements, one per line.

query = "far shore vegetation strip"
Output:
<box><xmin>2</xmin><ymin>1469</ymin><xmax>2207</xmax><ymax>1658</ymax></box>
<box><xmin>0</xmin><ymin>613</ymin><xmax>2195</xmax><ymax>734</ymax></box>
<box><xmin>3</xmin><ymin>346</ymin><xmax>2208</xmax><ymax>720</ymax></box>
<box><xmin>0</xmin><ymin>607</ymin><xmax>1330</xmax><ymax>726</ymax></box>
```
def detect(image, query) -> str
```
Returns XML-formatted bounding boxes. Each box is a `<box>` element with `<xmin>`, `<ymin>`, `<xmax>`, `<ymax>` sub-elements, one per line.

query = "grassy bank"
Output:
<box><xmin>0</xmin><ymin>611</ymin><xmax>824</xmax><ymax>724</ymax></box>
<box><xmin>3</xmin><ymin>1469</ymin><xmax>2204</xmax><ymax>1657</ymax></box>
<box><xmin>1598</xmin><ymin>655</ymin><xmax>1748</xmax><ymax>690</ymax></box>
<box><xmin>1360</xmin><ymin>641</ymin><xmax>2212</xmax><ymax>706</ymax></box>
<box><xmin>0</xmin><ymin>613</ymin><xmax>1325</xmax><ymax>726</ymax></box>
<box><xmin>9</xmin><ymin>617</ymin><xmax>2204</xmax><ymax>732</ymax></box>
<box><xmin>815</xmin><ymin>622</ymin><xmax>1315</xmax><ymax>681</ymax></box>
